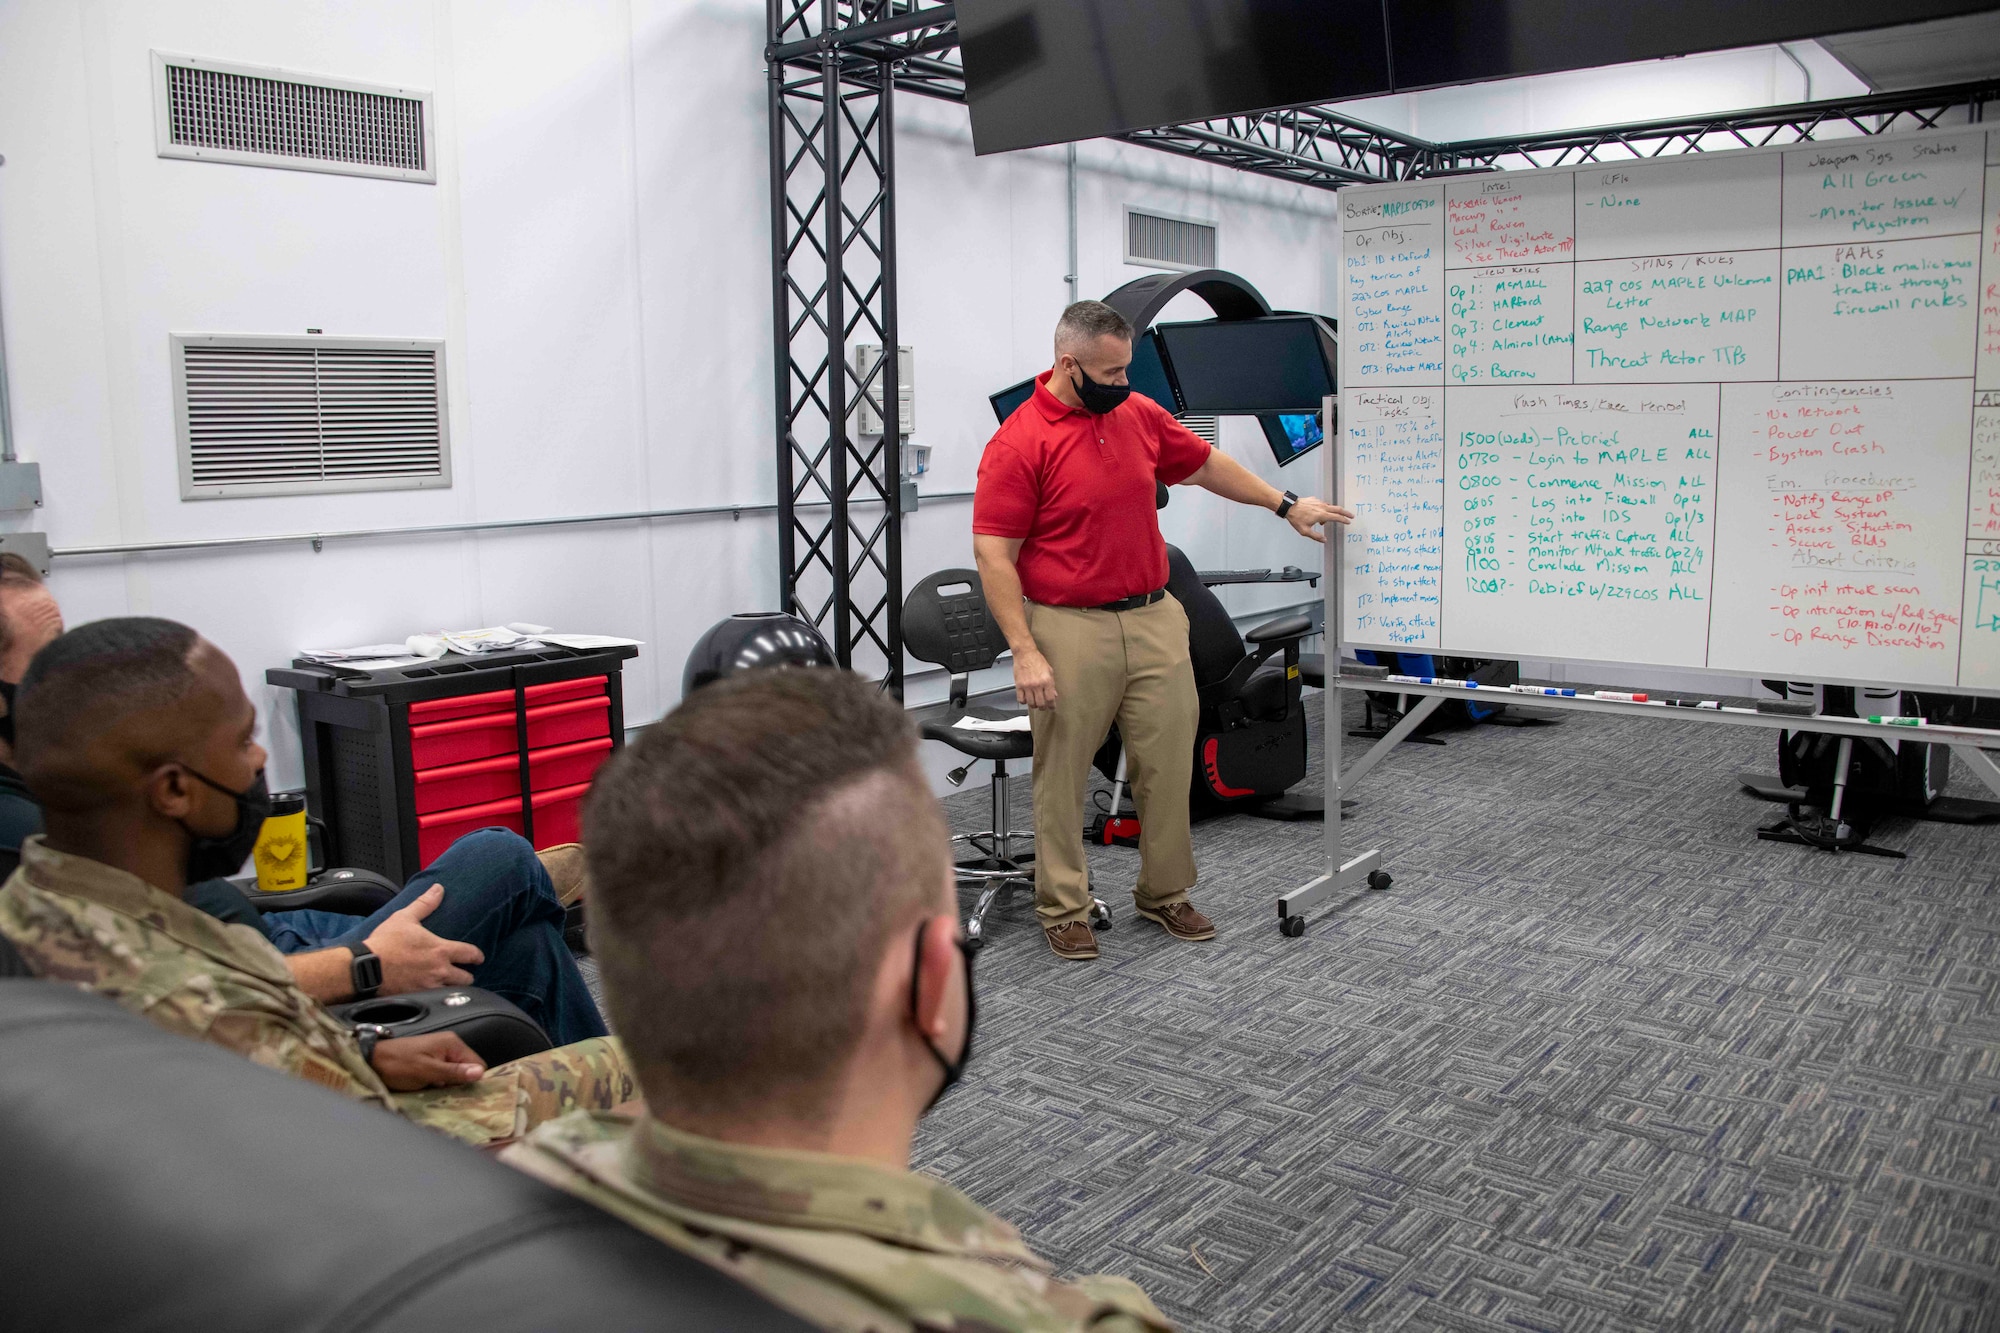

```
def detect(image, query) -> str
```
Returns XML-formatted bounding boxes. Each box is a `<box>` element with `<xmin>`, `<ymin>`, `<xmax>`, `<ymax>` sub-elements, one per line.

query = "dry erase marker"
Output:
<box><xmin>1387</xmin><ymin>674</ymin><xmax>1477</xmax><ymax>687</ymax></box>
<box><xmin>1867</xmin><ymin>716</ymin><xmax>1927</xmax><ymax>726</ymax></box>
<box><xmin>1721</xmin><ymin>705</ymin><xmax>1757</xmax><ymax>714</ymax></box>
<box><xmin>1591</xmin><ymin>691</ymin><xmax>1649</xmax><ymax>703</ymax></box>
<box><xmin>1664</xmin><ymin>698</ymin><xmax>1721</xmax><ymax>710</ymax></box>
<box><xmin>1510</xmin><ymin>685</ymin><xmax>1576</xmax><ymax>697</ymax></box>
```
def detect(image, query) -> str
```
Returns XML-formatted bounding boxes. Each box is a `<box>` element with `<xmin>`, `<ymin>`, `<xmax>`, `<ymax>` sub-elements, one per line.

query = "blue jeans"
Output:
<box><xmin>264</xmin><ymin>828</ymin><xmax>607</xmax><ymax>1048</ymax></box>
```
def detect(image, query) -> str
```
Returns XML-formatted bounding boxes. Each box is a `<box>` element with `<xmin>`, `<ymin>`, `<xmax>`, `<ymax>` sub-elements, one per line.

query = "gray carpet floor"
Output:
<box><xmin>911</xmin><ymin>690</ymin><xmax>2000</xmax><ymax>1332</ymax></box>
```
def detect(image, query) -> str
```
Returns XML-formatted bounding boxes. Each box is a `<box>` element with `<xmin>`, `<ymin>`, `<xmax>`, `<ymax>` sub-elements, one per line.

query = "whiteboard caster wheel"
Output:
<box><xmin>1089</xmin><ymin>899</ymin><xmax>1112</xmax><ymax>931</ymax></box>
<box><xmin>1280</xmin><ymin>915</ymin><xmax>1306</xmax><ymax>938</ymax></box>
<box><xmin>1367</xmin><ymin>870</ymin><xmax>1392</xmax><ymax>891</ymax></box>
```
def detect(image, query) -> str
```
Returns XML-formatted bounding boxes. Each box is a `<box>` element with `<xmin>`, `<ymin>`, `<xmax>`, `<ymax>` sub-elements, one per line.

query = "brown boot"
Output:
<box><xmin>537</xmin><ymin>843</ymin><xmax>591</xmax><ymax>907</ymax></box>
<box><xmin>1136</xmin><ymin>901</ymin><xmax>1215</xmax><ymax>941</ymax></box>
<box><xmin>1044</xmin><ymin>920</ymin><xmax>1099</xmax><ymax>961</ymax></box>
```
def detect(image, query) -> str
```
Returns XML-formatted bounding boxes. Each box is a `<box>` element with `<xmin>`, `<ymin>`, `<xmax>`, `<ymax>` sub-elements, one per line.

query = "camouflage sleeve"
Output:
<box><xmin>398</xmin><ymin>1036</ymin><xmax>636</xmax><ymax>1148</ymax></box>
<box><xmin>493</xmin><ymin>1036</ymin><xmax>637</xmax><ymax>1128</ymax></box>
<box><xmin>201</xmin><ymin>1008</ymin><xmax>394</xmax><ymax>1106</ymax></box>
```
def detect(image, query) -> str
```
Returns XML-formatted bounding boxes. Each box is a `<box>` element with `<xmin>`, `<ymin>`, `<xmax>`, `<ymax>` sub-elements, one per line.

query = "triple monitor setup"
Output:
<box><xmin>987</xmin><ymin>268</ymin><xmax>1335</xmax><ymax>469</ymax></box>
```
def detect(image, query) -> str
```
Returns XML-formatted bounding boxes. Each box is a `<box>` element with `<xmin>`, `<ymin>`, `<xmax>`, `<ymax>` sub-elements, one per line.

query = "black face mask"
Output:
<box><xmin>179</xmin><ymin>766</ymin><xmax>273</xmax><ymax>884</ymax></box>
<box><xmin>911</xmin><ymin>919</ymin><xmax>977</xmax><ymax>1113</ymax></box>
<box><xmin>1069</xmin><ymin>363</ymin><xmax>1132</xmax><ymax>415</ymax></box>
<box><xmin>0</xmin><ymin>679</ymin><xmax>15</xmax><ymax>750</ymax></box>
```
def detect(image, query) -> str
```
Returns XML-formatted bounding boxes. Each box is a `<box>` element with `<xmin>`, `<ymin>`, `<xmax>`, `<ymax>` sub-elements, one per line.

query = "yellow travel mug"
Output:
<box><xmin>253</xmin><ymin>793</ymin><xmax>313</xmax><ymax>892</ymax></box>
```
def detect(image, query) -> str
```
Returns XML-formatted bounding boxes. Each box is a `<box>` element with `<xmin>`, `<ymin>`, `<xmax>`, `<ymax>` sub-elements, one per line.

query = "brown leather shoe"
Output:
<box><xmin>537</xmin><ymin>843</ymin><xmax>591</xmax><ymax>907</ymax></box>
<box><xmin>1136</xmin><ymin>901</ymin><xmax>1215</xmax><ymax>941</ymax></box>
<box><xmin>1044</xmin><ymin>920</ymin><xmax>1099</xmax><ymax>960</ymax></box>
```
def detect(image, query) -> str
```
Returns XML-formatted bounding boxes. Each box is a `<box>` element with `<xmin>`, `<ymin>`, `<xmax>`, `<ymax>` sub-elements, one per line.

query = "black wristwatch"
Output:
<box><xmin>352</xmin><ymin>1022</ymin><xmax>392</xmax><ymax>1065</ymax></box>
<box><xmin>1274</xmin><ymin>490</ymin><xmax>1299</xmax><ymax>519</ymax></box>
<box><xmin>348</xmin><ymin>941</ymin><xmax>383</xmax><ymax>1000</ymax></box>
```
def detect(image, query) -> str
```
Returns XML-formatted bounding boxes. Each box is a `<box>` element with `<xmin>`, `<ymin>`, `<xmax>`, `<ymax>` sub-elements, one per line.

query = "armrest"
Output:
<box><xmin>329</xmin><ymin>986</ymin><xmax>552</xmax><ymax>1067</ymax></box>
<box><xmin>1245</xmin><ymin>614</ymin><xmax>1312</xmax><ymax>645</ymax></box>
<box><xmin>248</xmin><ymin>868</ymin><xmax>401</xmax><ymax>917</ymax></box>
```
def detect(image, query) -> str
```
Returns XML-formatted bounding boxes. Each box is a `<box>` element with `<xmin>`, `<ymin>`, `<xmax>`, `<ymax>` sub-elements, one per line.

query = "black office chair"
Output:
<box><xmin>0</xmin><ymin>976</ymin><xmax>814</xmax><ymax>1333</ymax></box>
<box><xmin>1096</xmin><ymin>545</ymin><xmax>1320</xmax><ymax>819</ymax></box>
<box><xmin>902</xmin><ymin>570</ymin><xmax>1111</xmax><ymax>949</ymax></box>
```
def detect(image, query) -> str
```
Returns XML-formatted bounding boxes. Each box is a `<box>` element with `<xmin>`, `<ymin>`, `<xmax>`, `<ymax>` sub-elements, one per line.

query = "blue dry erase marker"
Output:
<box><xmin>1510</xmin><ymin>685</ymin><xmax>1576</xmax><ymax>697</ymax></box>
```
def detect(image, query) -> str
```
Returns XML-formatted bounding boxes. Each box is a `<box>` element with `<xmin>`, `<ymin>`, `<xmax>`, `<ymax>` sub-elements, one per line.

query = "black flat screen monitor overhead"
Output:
<box><xmin>1152</xmin><ymin>316</ymin><xmax>1334</xmax><ymax>416</ymax></box>
<box><xmin>957</xmin><ymin>1</ymin><xmax>2000</xmax><ymax>155</ymax></box>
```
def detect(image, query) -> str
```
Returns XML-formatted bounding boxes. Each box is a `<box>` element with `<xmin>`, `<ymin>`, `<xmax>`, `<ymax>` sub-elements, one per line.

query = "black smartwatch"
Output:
<box><xmin>348</xmin><ymin>941</ymin><xmax>383</xmax><ymax>1000</ymax></box>
<box><xmin>1274</xmin><ymin>490</ymin><xmax>1299</xmax><ymax>519</ymax></box>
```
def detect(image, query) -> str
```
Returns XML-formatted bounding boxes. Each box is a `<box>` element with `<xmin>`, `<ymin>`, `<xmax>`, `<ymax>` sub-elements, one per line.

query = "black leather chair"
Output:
<box><xmin>0</xmin><ymin>970</ymin><xmax>814</xmax><ymax>1333</ymax></box>
<box><xmin>902</xmin><ymin>570</ymin><xmax>1110</xmax><ymax>949</ymax></box>
<box><xmin>1096</xmin><ymin>545</ymin><xmax>1320</xmax><ymax>820</ymax></box>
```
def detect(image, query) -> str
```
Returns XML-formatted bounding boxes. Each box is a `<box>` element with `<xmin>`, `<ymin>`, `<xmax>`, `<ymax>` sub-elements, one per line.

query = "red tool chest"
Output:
<box><xmin>268</xmin><ymin>645</ymin><xmax>638</xmax><ymax>883</ymax></box>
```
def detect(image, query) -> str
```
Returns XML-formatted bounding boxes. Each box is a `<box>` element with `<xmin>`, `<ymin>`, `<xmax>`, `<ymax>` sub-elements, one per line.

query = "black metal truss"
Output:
<box><xmin>768</xmin><ymin>2</ymin><xmax>941</xmax><ymax>693</ymax></box>
<box><xmin>768</xmin><ymin>7</ymin><xmax>2000</xmax><ymax>689</ymax></box>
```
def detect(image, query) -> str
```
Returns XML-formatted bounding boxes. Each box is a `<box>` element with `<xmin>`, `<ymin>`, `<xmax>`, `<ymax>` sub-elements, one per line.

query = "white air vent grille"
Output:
<box><xmin>1127</xmin><ymin>209</ymin><xmax>1217</xmax><ymax>270</ymax></box>
<box><xmin>173</xmin><ymin>336</ymin><xmax>450</xmax><ymax>499</ymax></box>
<box><xmin>1180</xmin><ymin>415</ymin><xmax>1220</xmax><ymax>445</ymax></box>
<box><xmin>153</xmin><ymin>53</ymin><xmax>434</xmax><ymax>183</ymax></box>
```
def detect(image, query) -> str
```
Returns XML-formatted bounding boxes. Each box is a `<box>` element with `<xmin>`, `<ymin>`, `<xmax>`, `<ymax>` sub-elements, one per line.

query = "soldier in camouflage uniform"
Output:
<box><xmin>0</xmin><ymin>617</ymin><xmax>633</xmax><ymax>1148</ymax></box>
<box><xmin>502</xmin><ymin>666</ymin><xmax>1175</xmax><ymax>1332</ymax></box>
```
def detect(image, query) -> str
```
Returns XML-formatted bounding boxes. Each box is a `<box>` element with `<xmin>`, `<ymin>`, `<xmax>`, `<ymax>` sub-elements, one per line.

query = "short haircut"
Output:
<box><xmin>0</xmin><ymin>553</ymin><xmax>42</xmax><ymax>588</ymax></box>
<box><xmin>582</xmin><ymin>667</ymin><xmax>948</xmax><ymax>1120</ymax></box>
<box><xmin>15</xmin><ymin>617</ymin><xmax>204</xmax><ymax>811</ymax></box>
<box><xmin>1055</xmin><ymin>299</ymin><xmax>1133</xmax><ymax>355</ymax></box>
<box><xmin>0</xmin><ymin>553</ymin><xmax>46</xmax><ymax>661</ymax></box>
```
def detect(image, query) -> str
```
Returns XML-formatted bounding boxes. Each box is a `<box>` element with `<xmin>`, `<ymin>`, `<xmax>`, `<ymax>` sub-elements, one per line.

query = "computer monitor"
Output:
<box><xmin>1258</xmin><ymin>412</ymin><xmax>1324</xmax><ymax>467</ymax></box>
<box><xmin>1152</xmin><ymin>315</ymin><xmax>1335</xmax><ymax>414</ymax></box>
<box><xmin>987</xmin><ymin>328</ymin><xmax>1183</xmax><ymax>424</ymax></box>
<box><xmin>988</xmin><ymin>377</ymin><xmax>1035</xmax><ymax>425</ymax></box>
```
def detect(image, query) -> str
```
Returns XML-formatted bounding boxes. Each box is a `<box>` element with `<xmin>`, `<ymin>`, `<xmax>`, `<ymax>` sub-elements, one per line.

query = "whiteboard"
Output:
<box><xmin>1337</xmin><ymin>125</ymin><xmax>2000</xmax><ymax>694</ymax></box>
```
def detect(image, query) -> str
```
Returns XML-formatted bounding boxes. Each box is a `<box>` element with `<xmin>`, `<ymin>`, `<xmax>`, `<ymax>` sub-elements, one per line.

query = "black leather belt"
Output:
<box><xmin>1091</xmin><ymin>588</ymin><xmax>1167</xmax><ymax>612</ymax></box>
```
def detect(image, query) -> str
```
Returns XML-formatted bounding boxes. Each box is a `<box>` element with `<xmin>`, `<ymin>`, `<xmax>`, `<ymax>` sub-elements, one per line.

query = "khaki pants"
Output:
<box><xmin>1026</xmin><ymin>596</ymin><xmax>1199</xmax><ymax>925</ymax></box>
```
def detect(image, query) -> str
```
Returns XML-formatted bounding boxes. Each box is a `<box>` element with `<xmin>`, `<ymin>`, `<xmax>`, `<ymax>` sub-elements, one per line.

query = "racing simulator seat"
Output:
<box><xmin>1094</xmin><ymin>545</ymin><xmax>1320</xmax><ymax>822</ymax></box>
<box><xmin>903</xmin><ymin>569</ymin><xmax>1112</xmax><ymax>950</ymax></box>
<box><xmin>0</xmin><ymin>964</ymin><xmax>812</xmax><ymax>1333</ymax></box>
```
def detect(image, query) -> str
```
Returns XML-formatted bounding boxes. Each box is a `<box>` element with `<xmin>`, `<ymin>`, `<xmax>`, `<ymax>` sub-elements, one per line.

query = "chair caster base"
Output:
<box><xmin>1089</xmin><ymin>898</ymin><xmax>1112</xmax><ymax>931</ymax></box>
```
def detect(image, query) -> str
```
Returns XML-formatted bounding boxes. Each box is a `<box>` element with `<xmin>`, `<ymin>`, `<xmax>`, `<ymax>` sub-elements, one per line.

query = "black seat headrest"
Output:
<box><xmin>0</xmin><ymin>979</ymin><xmax>814</xmax><ymax>1333</ymax></box>
<box><xmin>1165</xmin><ymin>545</ymin><xmax>1247</xmax><ymax>688</ymax></box>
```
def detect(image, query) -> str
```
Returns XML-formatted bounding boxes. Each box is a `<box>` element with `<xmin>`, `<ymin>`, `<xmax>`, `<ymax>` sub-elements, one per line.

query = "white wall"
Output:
<box><xmin>0</xmin><ymin>2</ymin><xmax>1855</xmax><ymax>786</ymax></box>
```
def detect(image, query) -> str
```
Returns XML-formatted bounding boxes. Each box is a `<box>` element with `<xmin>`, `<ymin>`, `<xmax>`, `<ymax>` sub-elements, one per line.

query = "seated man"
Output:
<box><xmin>503</xmin><ymin>668</ymin><xmax>1173</xmax><ymax>1332</ymax></box>
<box><xmin>0</xmin><ymin>560</ymin><xmax>600</xmax><ymax>1047</ymax></box>
<box><xmin>0</xmin><ymin>616</ymin><xmax>634</xmax><ymax>1147</ymax></box>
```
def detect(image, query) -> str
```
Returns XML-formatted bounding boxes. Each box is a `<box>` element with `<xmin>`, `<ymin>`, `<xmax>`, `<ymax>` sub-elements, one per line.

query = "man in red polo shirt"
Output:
<box><xmin>974</xmin><ymin>301</ymin><xmax>1352</xmax><ymax>961</ymax></box>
